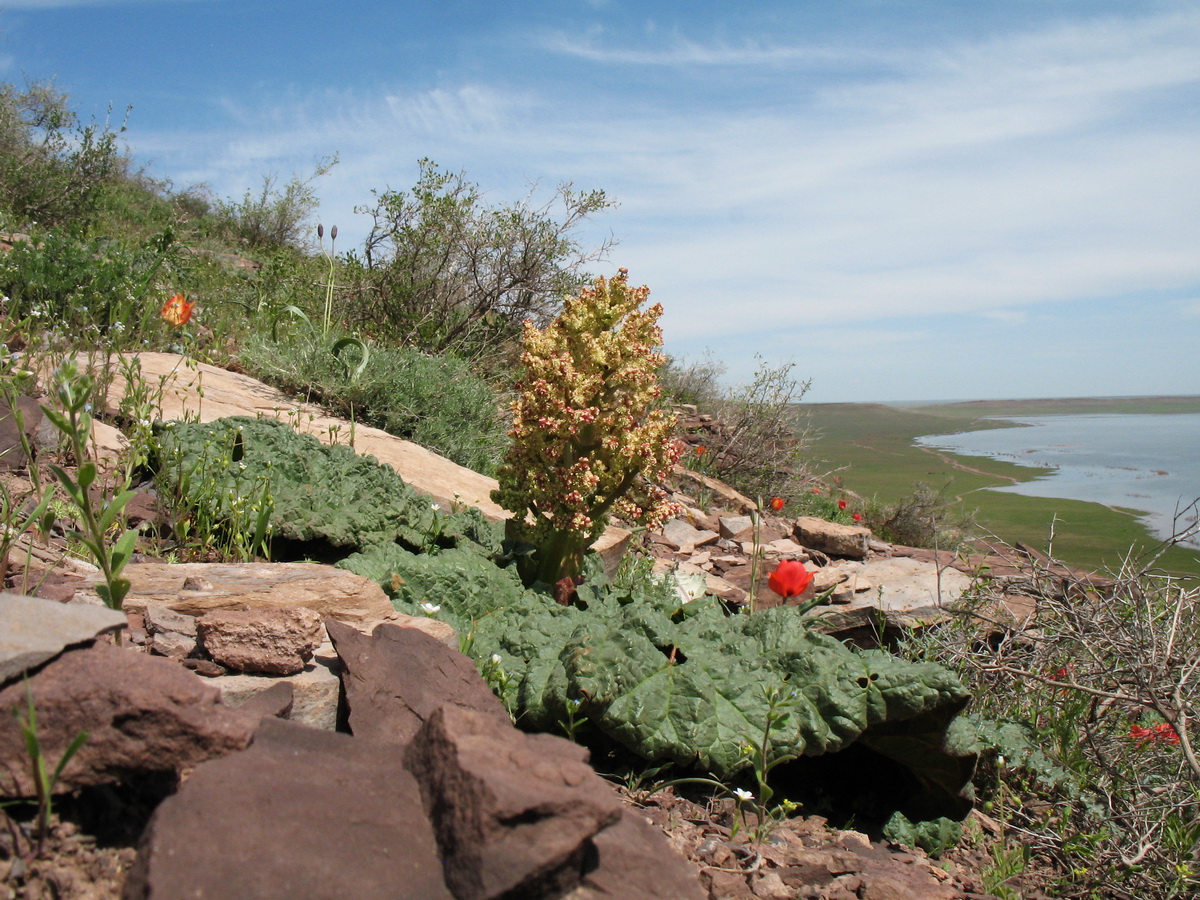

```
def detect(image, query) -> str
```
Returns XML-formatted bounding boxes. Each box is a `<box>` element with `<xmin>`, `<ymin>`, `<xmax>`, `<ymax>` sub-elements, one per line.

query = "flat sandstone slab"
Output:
<box><xmin>78</xmin><ymin>562</ymin><xmax>399</xmax><ymax>629</ymax></box>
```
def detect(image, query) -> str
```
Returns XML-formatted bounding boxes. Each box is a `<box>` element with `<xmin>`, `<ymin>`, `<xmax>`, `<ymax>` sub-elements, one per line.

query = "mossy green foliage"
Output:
<box><xmin>236</xmin><ymin>333</ymin><xmax>507</xmax><ymax>476</ymax></box>
<box><xmin>153</xmin><ymin>416</ymin><xmax>500</xmax><ymax>554</ymax></box>
<box><xmin>340</xmin><ymin>544</ymin><xmax>978</xmax><ymax>821</ymax></box>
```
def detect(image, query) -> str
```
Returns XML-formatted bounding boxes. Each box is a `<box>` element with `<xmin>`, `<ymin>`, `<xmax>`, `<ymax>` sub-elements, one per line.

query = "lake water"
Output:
<box><xmin>914</xmin><ymin>413</ymin><xmax>1200</xmax><ymax>547</ymax></box>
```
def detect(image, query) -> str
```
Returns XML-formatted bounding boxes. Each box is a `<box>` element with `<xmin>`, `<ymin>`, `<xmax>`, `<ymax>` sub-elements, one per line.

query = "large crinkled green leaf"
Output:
<box><xmin>155</xmin><ymin>417</ymin><xmax>499</xmax><ymax>553</ymax></box>
<box><xmin>343</xmin><ymin>543</ymin><xmax>977</xmax><ymax>819</ymax></box>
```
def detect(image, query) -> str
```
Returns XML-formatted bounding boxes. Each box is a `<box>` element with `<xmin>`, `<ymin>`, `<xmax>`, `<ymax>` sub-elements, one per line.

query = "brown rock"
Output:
<box><xmin>660</xmin><ymin>519</ymin><xmax>719</xmax><ymax>553</ymax></box>
<box><xmin>793</xmin><ymin>517</ymin><xmax>871</xmax><ymax>559</ymax></box>
<box><xmin>224</xmin><ymin>681</ymin><xmax>294</xmax><ymax>720</ymax></box>
<box><xmin>0</xmin><ymin>643</ymin><xmax>256</xmax><ymax>797</ymax></box>
<box><xmin>141</xmin><ymin>605</ymin><xmax>197</xmax><ymax>659</ymax></box>
<box><xmin>567</xmin><ymin>811</ymin><xmax>706</xmax><ymax>899</ymax></box>
<box><xmin>718</xmin><ymin>515</ymin><xmax>754</xmax><ymax>540</ymax></box>
<box><xmin>196</xmin><ymin>606</ymin><xmax>324</xmax><ymax>675</ymax></box>
<box><xmin>702</xmin><ymin>868</ymin><xmax>756</xmax><ymax>899</ymax></box>
<box><xmin>326</xmin><ymin>619</ymin><xmax>511</xmax><ymax>747</ymax></box>
<box><xmin>405</xmin><ymin>705</ymin><xmax>624</xmax><ymax>900</ymax></box>
<box><xmin>216</xmin><ymin>643</ymin><xmax>342</xmax><ymax>730</ymax></box>
<box><xmin>124</xmin><ymin>717</ymin><xmax>453</xmax><ymax>900</ymax></box>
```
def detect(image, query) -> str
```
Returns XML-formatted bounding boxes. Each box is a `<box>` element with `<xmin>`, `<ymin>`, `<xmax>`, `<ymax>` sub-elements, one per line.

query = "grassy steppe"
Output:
<box><xmin>799</xmin><ymin>398</ymin><xmax>1200</xmax><ymax>577</ymax></box>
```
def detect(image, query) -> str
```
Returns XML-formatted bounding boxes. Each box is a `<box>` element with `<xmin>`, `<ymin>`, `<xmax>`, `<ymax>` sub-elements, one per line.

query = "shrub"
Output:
<box><xmin>672</xmin><ymin>355</ymin><xmax>816</xmax><ymax>504</ymax></box>
<box><xmin>209</xmin><ymin>157</ymin><xmax>336</xmax><ymax>251</ymax></box>
<box><xmin>897</xmin><ymin>535</ymin><xmax>1200</xmax><ymax>898</ymax></box>
<box><xmin>0</xmin><ymin>79</ymin><xmax>127</xmax><ymax>233</ymax></box>
<box><xmin>861</xmin><ymin>481</ymin><xmax>975</xmax><ymax>549</ymax></box>
<box><xmin>658</xmin><ymin>351</ymin><xmax>726</xmax><ymax>410</ymax></box>
<box><xmin>347</xmin><ymin>159</ymin><xmax>615</xmax><ymax>361</ymax></box>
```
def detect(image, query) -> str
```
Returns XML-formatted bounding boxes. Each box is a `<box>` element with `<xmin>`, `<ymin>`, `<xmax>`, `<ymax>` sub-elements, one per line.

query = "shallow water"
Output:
<box><xmin>914</xmin><ymin>413</ymin><xmax>1200</xmax><ymax>547</ymax></box>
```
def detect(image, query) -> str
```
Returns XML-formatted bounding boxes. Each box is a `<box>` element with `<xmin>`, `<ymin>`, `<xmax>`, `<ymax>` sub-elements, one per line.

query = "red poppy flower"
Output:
<box><xmin>161</xmin><ymin>293</ymin><xmax>194</xmax><ymax>326</ymax></box>
<box><xmin>694</xmin><ymin>446</ymin><xmax>706</xmax><ymax>457</ymax></box>
<box><xmin>811</xmin><ymin>488</ymin><xmax>820</xmax><ymax>495</ymax></box>
<box><xmin>769</xmin><ymin>497</ymin><xmax>784</xmax><ymax>511</ymax></box>
<box><xmin>837</xmin><ymin>499</ymin><xmax>847</xmax><ymax>510</ymax></box>
<box><xmin>768</xmin><ymin>559</ymin><xmax>812</xmax><ymax>598</ymax></box>
<box><xmin>1154</xmin><ymin>722</ymin><xmax>1180</xmax><ymax>744</ymax></box>
<box><xmin>1130</xmin><ymin>722</ymin><xmax>1180</xmax><ymax>745</ymax></box>
<box><xmin>852</xmin><ymin>513</ymin><xmax>862</xmax><ymax>522</ymax></box>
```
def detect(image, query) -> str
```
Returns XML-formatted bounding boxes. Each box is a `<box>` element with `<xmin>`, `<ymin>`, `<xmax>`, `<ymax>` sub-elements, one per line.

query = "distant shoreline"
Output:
<box><xmin>906</xmin><ymin>395</ymin><xmax>1200</xmax><ymax>416</ymax></box>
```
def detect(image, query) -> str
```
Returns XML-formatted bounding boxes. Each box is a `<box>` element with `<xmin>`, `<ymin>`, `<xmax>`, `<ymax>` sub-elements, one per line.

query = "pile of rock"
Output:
<box><xmin>1</xmin><ymin>594</ymin><xmax>707</xmax><ymax>899</ymax></box>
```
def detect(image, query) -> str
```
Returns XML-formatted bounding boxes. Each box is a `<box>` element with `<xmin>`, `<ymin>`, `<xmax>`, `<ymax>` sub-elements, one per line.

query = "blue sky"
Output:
<box><xmin>2</xmin><ymin>0</ymin><xmax>1198</xmax><ymax>403</ymax></box>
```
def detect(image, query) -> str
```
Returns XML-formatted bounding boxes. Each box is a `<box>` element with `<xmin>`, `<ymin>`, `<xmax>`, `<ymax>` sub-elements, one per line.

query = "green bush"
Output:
<box><xmin>0</xmin><ymin>227</ymin><xmax>177</xmax><ymax>349</ymax></box>
<box><xmin>237</xmin><ymin>331</ymin><xmax>508</xmax><ymax>475</ymax></box>
<box><xmin>347</xmin><ymin>159</ymin><xmax>614</xmax><ymax>362</ymax></box>
<box><xmin>0</xmin><ymin>79</ymin><xmax>127</xmax><ymax>233</ymax></box>
<box><xmin>209</xmin><ymin>157</ymin><xmax>336</xmax><ymax>251</ymax></box>
<box><xmin>861</xmin><ymin>481</ymin><xmax>975</xmax><ymax>549</ymax></box>
<box><xmin>672</xmin><ymin>355</ymin><xmax>817</xmax><ymax>504</ymax></box>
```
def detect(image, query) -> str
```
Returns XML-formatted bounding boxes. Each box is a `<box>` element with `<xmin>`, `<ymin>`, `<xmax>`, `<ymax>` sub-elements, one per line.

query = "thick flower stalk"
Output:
<box><xmin>493</xmin><ymin>269</ymin><xmax>681</xmax><ymax>587</ymax></box>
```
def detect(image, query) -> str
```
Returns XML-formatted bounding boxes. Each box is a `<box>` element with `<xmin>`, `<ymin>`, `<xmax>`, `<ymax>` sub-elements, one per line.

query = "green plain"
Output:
<box><xmin>798</xmin><ymin>397</ymin><xmax>1200</xmax><ymax>578</ymax></box>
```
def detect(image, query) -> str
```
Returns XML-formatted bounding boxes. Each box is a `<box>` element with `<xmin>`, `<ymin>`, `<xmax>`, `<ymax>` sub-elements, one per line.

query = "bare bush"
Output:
<box><xmin>908</xmin><ymin>510</ymin><xmax>1200</xmax><ymax>898</ymax></box>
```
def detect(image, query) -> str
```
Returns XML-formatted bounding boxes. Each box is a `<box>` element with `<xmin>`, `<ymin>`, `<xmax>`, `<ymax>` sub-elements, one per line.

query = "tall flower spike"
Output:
<box><xmin>492</xmin><ymin>269</ymin><xmax>680</xmax><ymax>588</ymax></box>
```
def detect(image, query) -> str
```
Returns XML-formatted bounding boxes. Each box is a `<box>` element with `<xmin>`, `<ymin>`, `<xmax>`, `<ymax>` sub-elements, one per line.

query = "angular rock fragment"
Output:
<box><xmin>0</xmin><ymin>592</ymin><xmax>126</xmax><ymax>684</ymax></box>
<box><xmin>196</xmin><ymin>606</ymin><xmax>323</xmax><ymax>675</ymax></box>
<box><xmin>405</xmin><ymin>705</ymin><xmax>624</xmax><ymax>900</ymax></box>
<box><xmin>567</xmin><ymin>810</ymin><xmax>706</xmax><ymax>899</ymax></box>
<box><xmin>326</xmin><ymin>619</ymin><xmax>510</xmax><ymax>746</ymax></box>
<box><xmin>793</xmin><ymin>516</ymin><xmax>871</xmax><ymax>559</ymax></box>
<box><xmin>0</xmin><ymin>643</ymin><xmax>257</xmax><ymax>797</ymax></box>
<box><xmin>125</xmin><ymin>718</ymin><xmax>453</xmax><ymax>900</ymax></box>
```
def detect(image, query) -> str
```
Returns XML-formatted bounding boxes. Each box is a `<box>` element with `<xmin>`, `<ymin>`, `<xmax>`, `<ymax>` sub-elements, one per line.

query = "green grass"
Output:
<box><xmin>800</xmin><ymin>400</ymin><xmax>1200</xmax><ymax>577</ymax></box>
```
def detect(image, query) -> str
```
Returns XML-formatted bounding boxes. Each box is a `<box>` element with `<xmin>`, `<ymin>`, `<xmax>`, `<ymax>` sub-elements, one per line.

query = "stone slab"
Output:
<box><xmin>75</xmin><ymin>561</ymin><xmax>399</xmax><ymax>627</ymax></box>
<box><xmin>0</xmin><ymin>592</ymin><xmax>127</xmax><ymax>685</ymax></box>
<box><xmin>217</xmin><ymin>641</ymin><xmax>343</xmax><ymax>731</ymax></box>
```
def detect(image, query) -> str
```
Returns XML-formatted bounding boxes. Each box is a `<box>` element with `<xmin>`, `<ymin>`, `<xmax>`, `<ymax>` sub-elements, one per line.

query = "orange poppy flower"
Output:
<box><xmin>161</xmin><ymin>293</ymin><xmax>194</xmax><ymax>327</ymax></box>
<box><xmin>769</xmin><ymin>497</ymin><xmax>785</xmax><ymax>511</ymax></box>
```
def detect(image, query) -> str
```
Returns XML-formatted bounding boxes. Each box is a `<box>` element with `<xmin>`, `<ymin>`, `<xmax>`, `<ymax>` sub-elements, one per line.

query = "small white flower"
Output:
<box><xmin>420</xmin><ymin>602</ymin><xmax>441</xmax><ymax>614</ymax></box>
<box><xmin>430</xmin><ymin>503</ymin><xmax>441</xmax><ymax>511</ymax></box>
<box><xmin>733</xmin><ymin>788</ymin><xmax>754</xmax><ymax>802</ymax></box>
<box><xmin>490</xmin><ymin>654</ymin><xmax>502</xmax><ymax>665</ymax></box>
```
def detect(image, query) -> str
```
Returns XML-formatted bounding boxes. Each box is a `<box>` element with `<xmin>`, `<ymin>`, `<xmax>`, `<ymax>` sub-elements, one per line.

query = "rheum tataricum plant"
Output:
<box><xmin>493</xmin><ymin>268</ymin><xmax>681</xmax><ymax>588</ymax></box>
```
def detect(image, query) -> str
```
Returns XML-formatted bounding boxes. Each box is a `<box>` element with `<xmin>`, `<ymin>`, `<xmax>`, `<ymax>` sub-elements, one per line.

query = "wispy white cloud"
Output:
<box><xmin>539</xmin><ymin>30</ymin><xmax>893</xmax><ymax>68</ymax></box>
<box><xmin>118</xmin><ymin>6</ymin><xmax>1200</xmax><ymax>395</ymax></box>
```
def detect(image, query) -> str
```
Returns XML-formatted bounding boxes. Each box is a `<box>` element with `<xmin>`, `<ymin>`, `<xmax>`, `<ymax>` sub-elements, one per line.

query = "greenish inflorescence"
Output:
<box><xmin>492</xmin><ymin>269</ymin><xmax>682</xmax><ymax>588</ymax></box>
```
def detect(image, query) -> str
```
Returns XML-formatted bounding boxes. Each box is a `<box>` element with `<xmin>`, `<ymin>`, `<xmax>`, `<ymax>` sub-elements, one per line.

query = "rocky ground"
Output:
<box><xmin>0</xmin><ymin>353</ymin><xmax>1078</xmax><ymax>899</ymax></box>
